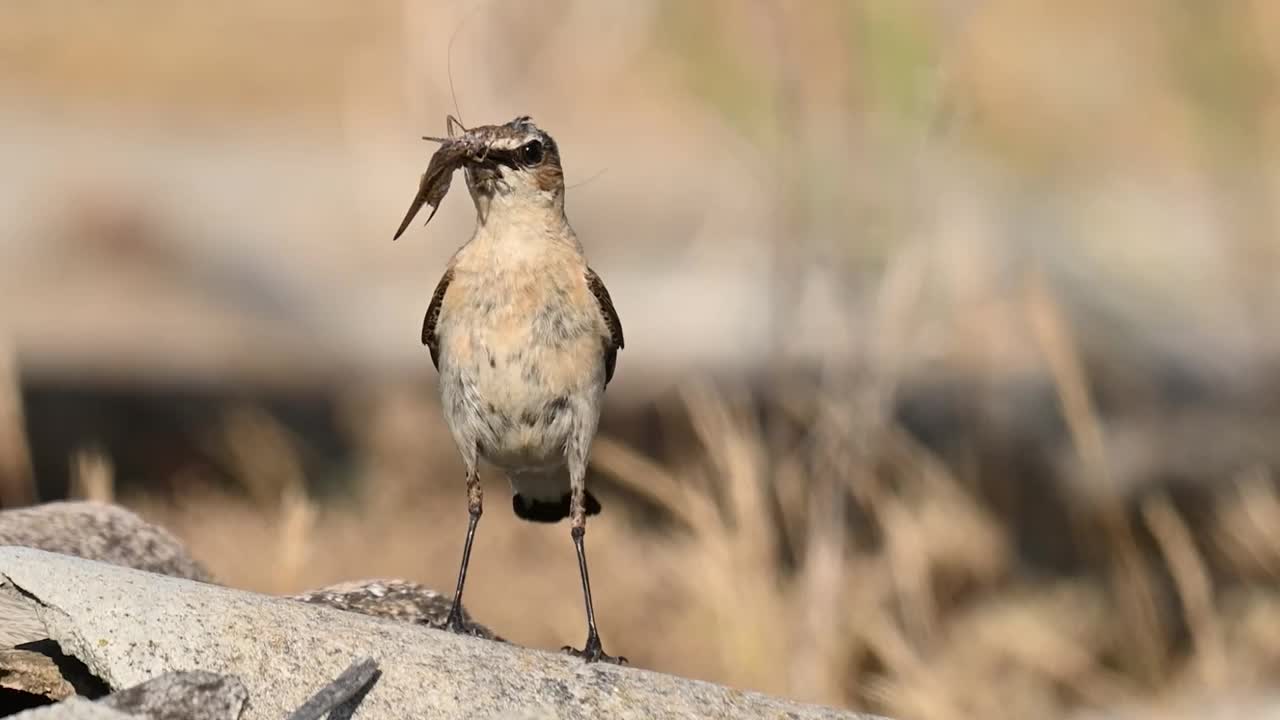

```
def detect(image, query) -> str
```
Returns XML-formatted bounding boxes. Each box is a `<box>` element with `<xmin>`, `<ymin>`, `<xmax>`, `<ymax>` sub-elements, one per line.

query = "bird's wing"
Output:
<box><xmin>585</xmin><ymin>267</ymin><xmax>624</xmax><ymax>386</ymax></box>
<box><xmin>421</xmin><ymin>268</ymin><xmax>454</xmax><ymax>369</ymax></box>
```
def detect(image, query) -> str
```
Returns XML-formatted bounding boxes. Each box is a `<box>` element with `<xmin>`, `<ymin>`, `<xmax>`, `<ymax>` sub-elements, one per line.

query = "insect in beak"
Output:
<box><xmin>391</xmin><ymin>115</ymin><xmax>532</xmax><ymax>240</ymax></box>
<box><xmin>392</xmin><ymin>117</ymin><xmax>475</xmax><ymax>241</ymax></box>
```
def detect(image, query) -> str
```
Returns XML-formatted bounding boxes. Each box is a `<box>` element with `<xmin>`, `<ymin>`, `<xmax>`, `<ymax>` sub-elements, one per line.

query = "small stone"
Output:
<box><xmin>100</xmin><ymin>671</ymin><xmax>247</xmax><ymax>720</ymax></box>
<box><xmin>289</xmin><ymin>578</ymin><xmax>502</xmax><ymax>640</ymax></box>
<box><xmin>0</xmin><ymin>648</ymin><xmax>75</xmax><ymax>702</ymax></box>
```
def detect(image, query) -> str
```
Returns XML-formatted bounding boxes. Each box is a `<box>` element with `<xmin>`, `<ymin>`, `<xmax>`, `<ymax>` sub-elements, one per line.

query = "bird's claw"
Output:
<box><xmin>434</xmin><ymin>606</ymin><xmax>480</xmax><ymax>636</ymax></box>
<box><xmin>561</xmin><ymin>635</ymin><xmax>627</xmax><ymax>665</ymax></box>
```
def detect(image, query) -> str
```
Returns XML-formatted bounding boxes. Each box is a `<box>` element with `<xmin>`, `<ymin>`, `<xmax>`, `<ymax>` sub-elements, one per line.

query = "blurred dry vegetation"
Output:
<box><xmin>3</xmin><ymin>1</ymin><xmax>1280</xmax><ymax>719</ymax></box>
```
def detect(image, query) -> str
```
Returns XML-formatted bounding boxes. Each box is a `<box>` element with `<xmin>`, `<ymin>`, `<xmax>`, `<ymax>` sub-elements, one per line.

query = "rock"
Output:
<box><xmin>2</xmin><ymin>670</ymin><xmax>244</xmax><ymax>720</ymax></box>
<box><xmin>0</xmin><ymin>502</ymin><xmax>213</xmax><ymax>583</ymax></box>
<box><xmin>288</xmin><ymin>579</ymin><xmax>499</xmax><ymax>640</ymax></box>
<box><xmin>10</xmin><ymin>698</ymin><xmax>137</xmax><ymax>719</ymax></box>
<box><xmin>99</xmin><ymin>671</ymin><xmax>247</xmax><ymax>720</ymax></box>
<box><xmin>0</xmin><ymin>589</ymin><xmax>46</xmax><ymax>645</ymax></box>
<box><xmin>0</xmin><ymin>648</ymin><xmax>75</xmax><ymax>702</ymax></box>
<box><xmin>0</xmin><ymin>584</ymin><xmax>44</xmax><ymax>646</ymax></box>
<box><xmin>0</xmin><ymin>502</ymin><xmax>498</xmax><ymax>645</ymax></box>
<box><xmin>285</xmin><ymin>657</ymin><xmax>378</xmax><ymax>720</ymax></box>
<box><xmin>0</xmin><ymin>547</ymin><xmax>882</xmax><ymax>720</ymax></box>
<box><xmin>7</xmin><ymin>639</ymin><xmax>111</xmax><ymax>701</ymax></box>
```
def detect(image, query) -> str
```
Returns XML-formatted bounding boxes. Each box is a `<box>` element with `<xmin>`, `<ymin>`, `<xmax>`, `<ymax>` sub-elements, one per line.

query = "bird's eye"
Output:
<box><xmin>519</xmin><ymin>139</ymin><xmax>545</xmax><ymax>166</ymax></box>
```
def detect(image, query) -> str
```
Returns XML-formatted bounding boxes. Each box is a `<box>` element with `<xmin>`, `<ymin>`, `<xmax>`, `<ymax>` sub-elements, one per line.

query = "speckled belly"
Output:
<box><xmin>438</xmin><ymin>313</ymin><xmax>604</xmax><ymax>472</ymax></box>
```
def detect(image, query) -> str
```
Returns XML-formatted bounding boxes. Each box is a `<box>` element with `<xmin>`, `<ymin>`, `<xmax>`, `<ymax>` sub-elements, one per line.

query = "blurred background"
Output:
<box><xmin>2</xmin><ymin>1</ymin><xmax>1280</xmax><ymax>718</ymax></box>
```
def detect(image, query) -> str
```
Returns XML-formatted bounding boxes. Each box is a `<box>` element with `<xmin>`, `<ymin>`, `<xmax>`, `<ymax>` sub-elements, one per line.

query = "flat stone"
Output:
<box><xmin>100</xmin><ymin>671</ymin><xmax>247</xmax><ymax>720</ymax></box>
<box><xmin>0</xmin><ymin>546</ymin><xmax>883</xmax><ymax>720</ymax></box>
<box><xmin>0</xmin><ymin>587</ymin><xmax>45</xmax><ymax>646</ymax></box>
<box><xmin>0</xmin><ymin>648</ymin><xmax>75</xmax><ymax>701</ymax></box>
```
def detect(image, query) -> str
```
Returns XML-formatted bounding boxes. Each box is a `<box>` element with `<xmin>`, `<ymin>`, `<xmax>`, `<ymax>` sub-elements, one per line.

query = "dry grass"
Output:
<box><xmin>0</xmin><ymin>340</ymin><xmax>34</xmax><ymax>507</ymax></box>
<box><xmin>108</xmin><ymin>277</ymin><xmax>1280</xmax><ymax>720</ymax></box>
<box><xmin>116</xmin><ymin>407</ymin><xmax>1280</xmax><ymax>720</ymax></box>
<box><xmin>8</xmin><ymin>2</ymin><xmax>1280</xmax><ymax>718</ymax></box>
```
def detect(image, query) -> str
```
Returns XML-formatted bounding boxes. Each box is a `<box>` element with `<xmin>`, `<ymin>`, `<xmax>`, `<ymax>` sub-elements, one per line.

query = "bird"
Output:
<box><xmin>393</xmin><ymin>115</ymin><xmax>625</xmax><ymax>664</ymax></box>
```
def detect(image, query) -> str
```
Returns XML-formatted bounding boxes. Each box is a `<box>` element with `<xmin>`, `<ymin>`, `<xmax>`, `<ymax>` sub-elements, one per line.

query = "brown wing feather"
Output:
<box><xmin>422</xmin><ymin>268</ymin><xmax>454</xmax><ymax>369</ymax></box>
<box><xmin>585</xmin><ymin>267</ymin><xmax>624</xmax><ymax>386</ymax></box>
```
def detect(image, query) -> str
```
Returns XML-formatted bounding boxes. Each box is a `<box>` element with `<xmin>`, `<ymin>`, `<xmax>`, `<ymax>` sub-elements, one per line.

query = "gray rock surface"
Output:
<box><xmin>0</xmin><ymin>501</ymin><xmax>494</xmax><ymax>642</ymax></box>
<box><xmin>11</xmin><ymin>699</ymin><xmax>137</xmax><ymax>719</ymax></box>
<box><xmin>0</xmin><ymin>589</ymin><xmax>46</xmax><ymax>646</ymax></box>
<box><xmin>285</xmin><ymin>657</ymin><xmax>378</xmax><ymax>720</ymax></box>
<box><xmin>0</xmin><ymin>501</ymin><xmax>214</xmax><ymax>582</ymax></box>
<box><xmin>0</xmin><ymin>546</ymin><xmax>881</xmax><ymax>720</ymax></box>
<box><xmin>99</xmin><ymin>671</ymin><xmax>247</xmax><ymax>720</ymax></box>
<box><xmin>3</xmin><ymin>670</ymin><xmax>245</xmax><ymax>720</ymax></box>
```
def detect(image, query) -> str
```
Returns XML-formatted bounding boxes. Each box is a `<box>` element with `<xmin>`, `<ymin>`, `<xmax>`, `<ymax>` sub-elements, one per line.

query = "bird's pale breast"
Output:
<box><xmin>436</xmin><ymin>244</ymin><xmax>606</xmax><ymax>472</ymax></box>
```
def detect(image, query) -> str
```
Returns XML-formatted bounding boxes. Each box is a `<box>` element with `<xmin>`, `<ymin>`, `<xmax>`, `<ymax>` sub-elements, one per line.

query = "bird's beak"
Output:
<box><xmin>463</xmin><ymin>152</ymin><xmax>507</xmax><ymax>188</ymax></box>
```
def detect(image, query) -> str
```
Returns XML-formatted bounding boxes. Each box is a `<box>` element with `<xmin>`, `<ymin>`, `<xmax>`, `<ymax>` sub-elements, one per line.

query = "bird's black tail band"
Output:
<box><xmin>512</xmin><ymin>490</ymin><xmax>602</xmax><ymax>523</ymax></box>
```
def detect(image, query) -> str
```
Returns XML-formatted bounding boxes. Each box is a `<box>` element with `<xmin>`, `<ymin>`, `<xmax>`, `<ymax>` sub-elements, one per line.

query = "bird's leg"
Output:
<box><xmin>441</xmin><ymin>465</ymin><xmax>482</xmax><ymax>635</ymax></box>
<box><xmin>561</xmin><ymin>482</ymin><xmax>626</xmax><ymax>665</ymax></box>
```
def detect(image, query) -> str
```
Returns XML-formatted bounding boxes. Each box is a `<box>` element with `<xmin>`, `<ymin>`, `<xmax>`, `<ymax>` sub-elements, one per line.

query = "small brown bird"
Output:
<box><xmin>394</xmin><ymin>116</ymin><xmax>625</xmax><ymax>663</ymax></box>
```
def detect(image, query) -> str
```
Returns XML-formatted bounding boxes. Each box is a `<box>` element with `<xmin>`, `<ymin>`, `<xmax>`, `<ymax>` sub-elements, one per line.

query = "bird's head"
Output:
<box><xmin>393</xmin><ymin>115</ymin><xmax>566</xmax><ymax>240</ymax></box>
<box><xmin>461</xmin><ymin>116</ymin><xmax>564</xmax><ymax>211</ymax></box>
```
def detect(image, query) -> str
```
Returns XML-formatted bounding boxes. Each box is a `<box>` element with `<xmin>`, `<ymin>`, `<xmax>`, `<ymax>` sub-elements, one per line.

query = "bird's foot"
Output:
<box><xmin>561</xmin><ymin>634</ymin><xmax>627</xmax><ymax>665</ymax></box>
<box><xmin>433</xmin><ymin>604</ymin><xmax>480</xmax><ymax>636</ymax></box>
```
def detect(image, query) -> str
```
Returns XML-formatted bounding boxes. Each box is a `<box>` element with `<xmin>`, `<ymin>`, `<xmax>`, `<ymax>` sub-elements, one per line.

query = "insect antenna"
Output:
<box><xmin>567</xmin><ymin>167</ymin><xmax>609</xmax><ymax>191</ymax></box>
<box><xmin>443</xmin><ymin>0</ymin><xmax>491</xmax><ymax>130</ymax></box>
<box><xmin>446</xmin><ymin>114</ymin><xmax>468</xmax><ymax>138</ymax></box>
